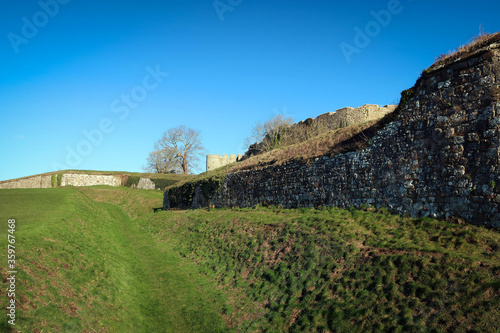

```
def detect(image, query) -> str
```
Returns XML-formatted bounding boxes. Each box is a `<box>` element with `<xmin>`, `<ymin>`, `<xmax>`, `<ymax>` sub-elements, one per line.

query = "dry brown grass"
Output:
<box><xmin>429</xmin><ymin>32</ymin><xmax>500</xmax><ymax>71</ymax></box>
<box><xmin>226</xmin><ymin>119</ymin><xmax>381</xmax><ymax>173</ymax></box>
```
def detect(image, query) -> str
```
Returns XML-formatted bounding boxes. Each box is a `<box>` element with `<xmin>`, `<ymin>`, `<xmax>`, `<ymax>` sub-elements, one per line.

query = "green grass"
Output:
<box><xmin>136</xmin><ymin>205</ymin><xmax>500</xmax><ymax>332</ymax></box>
<box><xmin>1</xmin><ymin>187</ymin><xmax>499</xmax><ymax>332</ymax></box>
<box><xmin>0</xmin><ymin>188</ymin><xmax>229</xmax><ymax>332</ymax></box>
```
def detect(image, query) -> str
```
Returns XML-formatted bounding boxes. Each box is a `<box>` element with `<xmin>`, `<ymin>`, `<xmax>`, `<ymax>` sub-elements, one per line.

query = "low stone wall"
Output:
<box><xmin>0</xmin><ymin>175</ymin><xmax>52</xmax><ymax>189</ymax></box>
<box><xmin>61</xmin><ymin>174</ymin><xmax>121</xmax><ymax>187</ymax></box>
<box><xmin>136</xmin><ymin>177</ymin><xmax>156</xmax><ymax>190</ymax></box>
<box><xmin>0</xmin><ymin>173</ymin><xmax>162</xmax><ymax>190</ymax></box>
<box><xmin>165</xmin><ymin>42</ymin><xmax>500</xmax><ymax>228</ymax></box>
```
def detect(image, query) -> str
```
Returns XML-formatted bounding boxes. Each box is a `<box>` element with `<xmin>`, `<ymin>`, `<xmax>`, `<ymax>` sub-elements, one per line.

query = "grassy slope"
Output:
<box><xmin>0</xmin><ymin>188</ymin><xmax>228</xmax><ymax>332</ymax></box>
<box><xmin>1</xmin><ymin>187</ymin><xmax>498</xmax><ymax>332</ymax></box>
<box><xmin>137</xmin><ymin>206</ymin><xmax>500</xmax><ymax>332</ymax></box>
<box><xmin>167</xmin><ymin>121</ymin><xmax>382</xmax><ymax>189</ymax></box>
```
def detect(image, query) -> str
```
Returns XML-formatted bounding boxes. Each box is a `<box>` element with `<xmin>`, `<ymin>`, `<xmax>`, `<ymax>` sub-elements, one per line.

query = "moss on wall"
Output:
<box><xmin>167</xmin><ymin>175</ymin><xmax>225</xmax><ymax>209</ymax></box>
<box><xmin>151</xmin><ymin>178</ymin><xmax>177</xmax><ymax>190</ymax></box>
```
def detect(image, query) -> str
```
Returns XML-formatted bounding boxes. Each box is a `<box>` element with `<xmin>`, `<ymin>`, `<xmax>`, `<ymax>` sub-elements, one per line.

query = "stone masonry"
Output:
<box><xmin>241</xmin><ymin>104</ymin><xmax>396</xmax><ymax>160</ymax></box>
<box><xmin>136</xmin><ymin>177</ymin><xmax>157</xmax><ymax>190</ymax></box>
<box><xmin>0</xmin><ymin>173</ymin><xmax>161</xmax><ymax>190</ymax></box>
<box><xmin>298</xmin><ymin>104</ymin><xmax>397</xmax><ymax>130</ymax></box>
<box><xmin>166</xmin><ymin>39</ymin><xmax>500</xmax><ymax>228</ymax></box>
<box><xmin>206</xmin><ymin>154</ymin><xmax>243</xmax><ymax>172</ymax></box>
<box><xmin>61</xmin><ymin>174</ymin><xmax>121</xmax><ymax>187</ymax></box>
<box><xmin>0</xmin><ymin>175</ymin><xmax>51</xmax><ymax>189</ymax></box>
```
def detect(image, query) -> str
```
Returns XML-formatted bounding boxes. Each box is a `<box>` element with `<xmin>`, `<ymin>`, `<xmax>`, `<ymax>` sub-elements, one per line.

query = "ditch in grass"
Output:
<box><xmin>0</xmin><ymin>188</ymin><xmax>229</xmax><ymax>332</ymax></box>
<box><xmin>1</xmin><ymin>187</ymin><xmax>498</xmax><ymax>332</ymax></box>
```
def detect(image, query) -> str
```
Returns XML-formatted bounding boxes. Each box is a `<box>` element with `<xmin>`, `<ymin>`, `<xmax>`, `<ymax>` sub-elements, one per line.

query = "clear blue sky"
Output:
<box><xmin>1</xmin><ymin>0</ymin><xmax>499</xmax><ymax>180</ymax></box>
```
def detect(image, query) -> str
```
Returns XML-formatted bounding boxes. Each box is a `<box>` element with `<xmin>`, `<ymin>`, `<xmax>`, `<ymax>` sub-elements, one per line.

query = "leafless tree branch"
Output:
<box><xmin>148</xmin><ymin>125</ymin><xmax>206</xmax><ymax>174</ymax></box>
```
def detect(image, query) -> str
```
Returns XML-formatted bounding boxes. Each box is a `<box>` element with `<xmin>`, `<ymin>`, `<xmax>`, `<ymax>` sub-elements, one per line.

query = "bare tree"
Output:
<box><xmin>244</xmin><ymin>121</ymin><xmax>265</xmax><ymax>149</ymax></box>
<box><xmin>245</xmin><ymin>113</ymin><xmax>294</xmax><ymax>151</ymax></box>
<box><xmin>143</xmin><ymin>149</ymin><xmax>182</xmax><ymax>174</ymax></box>
<box><xmin>149</xmin><ymin>125</ymin><xmax>205</xmax><ymax>175</ymax></box>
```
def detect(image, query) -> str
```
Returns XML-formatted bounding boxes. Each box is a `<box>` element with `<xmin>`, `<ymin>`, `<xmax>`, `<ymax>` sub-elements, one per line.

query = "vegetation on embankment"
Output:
<box><xmin>165</xmin><ymin>87</ymin><xmax>415</xmax><ymax>206</ymax></box>
<box><xmin>139</xmin><ymin>205</ymin><xmax>500</xmax><ymax>332</ymax></box>
<box><xmin>0</xmin><ymin>187</ymin><xmax>228</xmax><ymax>332</ymax></box>
<box><xmin>168</xmin><ymin>33</ymin><xmax>500</xmax><ymax>201</ymax></box>
<box><xmin>1</xmin><ymin>186</ymin><xmax>499</xmax><ymax>332</ymax></box>
<box><xmin>164</xmin><ymin>115</ymin><xmax>403</xmax><ymax>207</ymax></box>
<box><xmin>168</xmin><ymin>117</ymin><xmax>389</xmax><ymax>191</ymax></box>
<box><xmin>428</xmin><ymin>32</ymin><xmax>500</xmax><ymax>72</ymax></box>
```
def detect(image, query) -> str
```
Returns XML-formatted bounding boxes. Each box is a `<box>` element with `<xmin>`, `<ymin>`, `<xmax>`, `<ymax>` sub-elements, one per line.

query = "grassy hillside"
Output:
<box><xmin>83</xmin><ymin>188</ymin><xmax>500</xmax><ymax>332</ymax></box>
<box><xmin>135</xmin><ymin>206</ymin><xmax>500</xmax><ymax>332</ymax></box>
<box><xmin>0</xmin><ymin>187</ymin><xmax>228</xmax><ymax>332</ymax></box>
<box><xmin>1</xmin><ymin>187</ymin><xmax>499</xmax><ymax>332</ymax></box>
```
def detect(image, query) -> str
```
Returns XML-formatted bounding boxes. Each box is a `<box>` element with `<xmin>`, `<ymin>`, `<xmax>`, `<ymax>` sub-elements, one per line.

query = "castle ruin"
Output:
<box><xmin>166</xmin><ymin>34</ymin><xmax>500</xmax><ymax>228</ymax></box>
<box><xmin>303</xmin><ymin>104</ymin><xmax>397</xmax><ymax>130</ymax></box>
<box><xmin>206</xmin><ymin>154</ymin><xmax>243</xmax><ymax>172</ymax></box>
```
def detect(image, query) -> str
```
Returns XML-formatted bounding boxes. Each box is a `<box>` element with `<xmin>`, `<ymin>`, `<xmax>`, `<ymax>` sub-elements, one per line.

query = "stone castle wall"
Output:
<box><xmin>0</xmin><ymin>175</ymin><xmax>52</xmax><ymax>189</ymax></box>
<box><xmin>0</xmin><ymin>173</ymin><xmax>161</xmax><ymax>190</ymax></box>
<box><xmin>206</xmin><ymin>154</ymin><xmax>243</xmax><ymax>172</ymax></box>
<box><xmin>166</xmin><ymin>41</ymin><xmax>500</xmax><ymax>228</ymax></box>
<box><xmin>299</xmin><ymin>104</ymin><xmax>397</xmax><ymax>130</ymax></box>
<box><xmin>241</xmin><ymin>104</ymin><xmax>397</xmax><ymax>160</ymax></box>
<box><xmin>61</xmin><ymin>174</ymin><xmax>121</xmax><ymax>187</ymax></box>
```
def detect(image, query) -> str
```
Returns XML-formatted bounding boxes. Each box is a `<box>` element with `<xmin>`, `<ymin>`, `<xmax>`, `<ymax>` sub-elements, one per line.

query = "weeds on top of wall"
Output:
<box><xmin>151</xmin><ymin>178</ymin><xmax>178</xmax><ymax>190</ymax></box>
